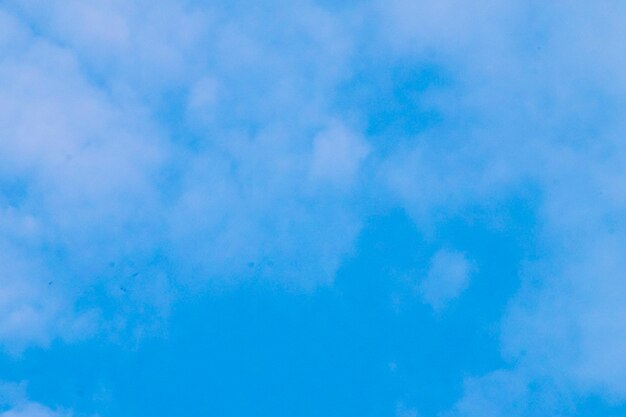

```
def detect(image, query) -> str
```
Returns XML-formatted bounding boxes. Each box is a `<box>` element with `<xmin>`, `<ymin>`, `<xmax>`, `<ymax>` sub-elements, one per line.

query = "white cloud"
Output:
<box><xmin>3</xmin><ymin>2</ymin><xmax>626</xmax><ymax>414</ymax></box>
<box><xmin>0</xmin><ymin>382</ymin><xmax>72</xmax><ymax>417</ymax></box>
<box><xmin>0</xmin><ymin>0</ymin><xmax>364</xmax><ymax>349</ymax></box>
<box><xmin>4</xmin><ymin>0</ymin><xmax>210</xmax><ymax>95</ymax></box>
<box><xmin>0</xmin><ymin>9</ymin><xmax>169</xmax><ymax>350</ymax></box>
<box><xmin>447</xmin><ymin>371</ymin><xmax>528</xmax><ymax>417</ymax></box>
<box><xmin>419</xmin><ymin>249</ymin><xmax>472</xmax><ymax>310</ymax></box>
<box><xmin>0</xmin><ymin>211</ymin><xmax>98</xmax><ymax>353</ymax></box>
<box><xmin>375</xmin><ymin>0</ymin><xmax>626</xmax><ymax>411</ymax></box>
<box><xmin>444</xmin><ymin>370</ymin><xmax>573</xmax><ymax>417</ymax></box>
<box><xmin>0</xmin><ymin>403</ymin><xmax>69</xmax><ymax>417</ymax></box>
<box><xmin>309</xmin><ymin>123</ymin><xmax>370</xmax><ymax>188</ymax></box>
<box><xmin>167</xmin><ymin>125</ymin><xmax>364</xmax><ymax>288</ymax></box>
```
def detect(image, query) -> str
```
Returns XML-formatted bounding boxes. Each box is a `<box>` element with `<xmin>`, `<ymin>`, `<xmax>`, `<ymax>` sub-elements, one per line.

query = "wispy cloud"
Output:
<box><xmin>0</xmin><ymin>382</ymin><xmax>73</xmax><ymax>417</ymax></box>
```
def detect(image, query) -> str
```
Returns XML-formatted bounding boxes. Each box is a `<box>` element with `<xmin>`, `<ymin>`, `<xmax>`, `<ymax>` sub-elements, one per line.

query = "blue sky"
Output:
<box><xmin>2</xmin><ymin>1</ymin><xmax>626</xmax><ymax>416</ymax></box>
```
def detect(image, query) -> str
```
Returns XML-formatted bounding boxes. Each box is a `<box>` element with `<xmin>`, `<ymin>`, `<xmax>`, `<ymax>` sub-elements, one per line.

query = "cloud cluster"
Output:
<box><xmin>0</xmin><ymin>0</ymin><xmax>368</xmax><ymax>350</ymax></box>
<box><xmin>3</xmin><ymin>0</ymin><xmax>626</xmax><ymax>414</ymax></box>
<box><xmin>374</xmin><ymin>0</ymin><xmax>626</xmax><ymax>413</ymax></box>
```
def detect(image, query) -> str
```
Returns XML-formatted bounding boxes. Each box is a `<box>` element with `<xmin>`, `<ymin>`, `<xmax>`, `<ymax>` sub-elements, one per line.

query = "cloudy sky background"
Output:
<box><xmin>2</xmin><ymin>1</ymin><xmax>626</xmax><ymax>416</ymax></box>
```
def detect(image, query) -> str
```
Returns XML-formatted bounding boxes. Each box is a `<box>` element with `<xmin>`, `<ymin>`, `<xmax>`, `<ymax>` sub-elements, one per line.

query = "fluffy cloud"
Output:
<box><xmin>375</xmin><ymin>0</ymin><xmax>626</xmax><ymax>412</ymax></box>
<box><xmin>0</xmin><ymin>238</ymin><xmax>96</xmax><ymax>352</ymax></box>
<box><xmin>0</xmin><ymin>0</ymin><xmax>365</xmax><ymax>349</ymax></box>
<box><xmin>419</xmin><ymin>249</ymin><xmax>472</xmax><ymax>311</ymax></box>
<box><xmin>0</xmin><ymin>6</ymin><xmax>173</xmax><ymax>349</ymax></box>
<box><xmin>309</xmin><ymin>123</ymin><xmax>370</xmax><ymax>188</ymax></box>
